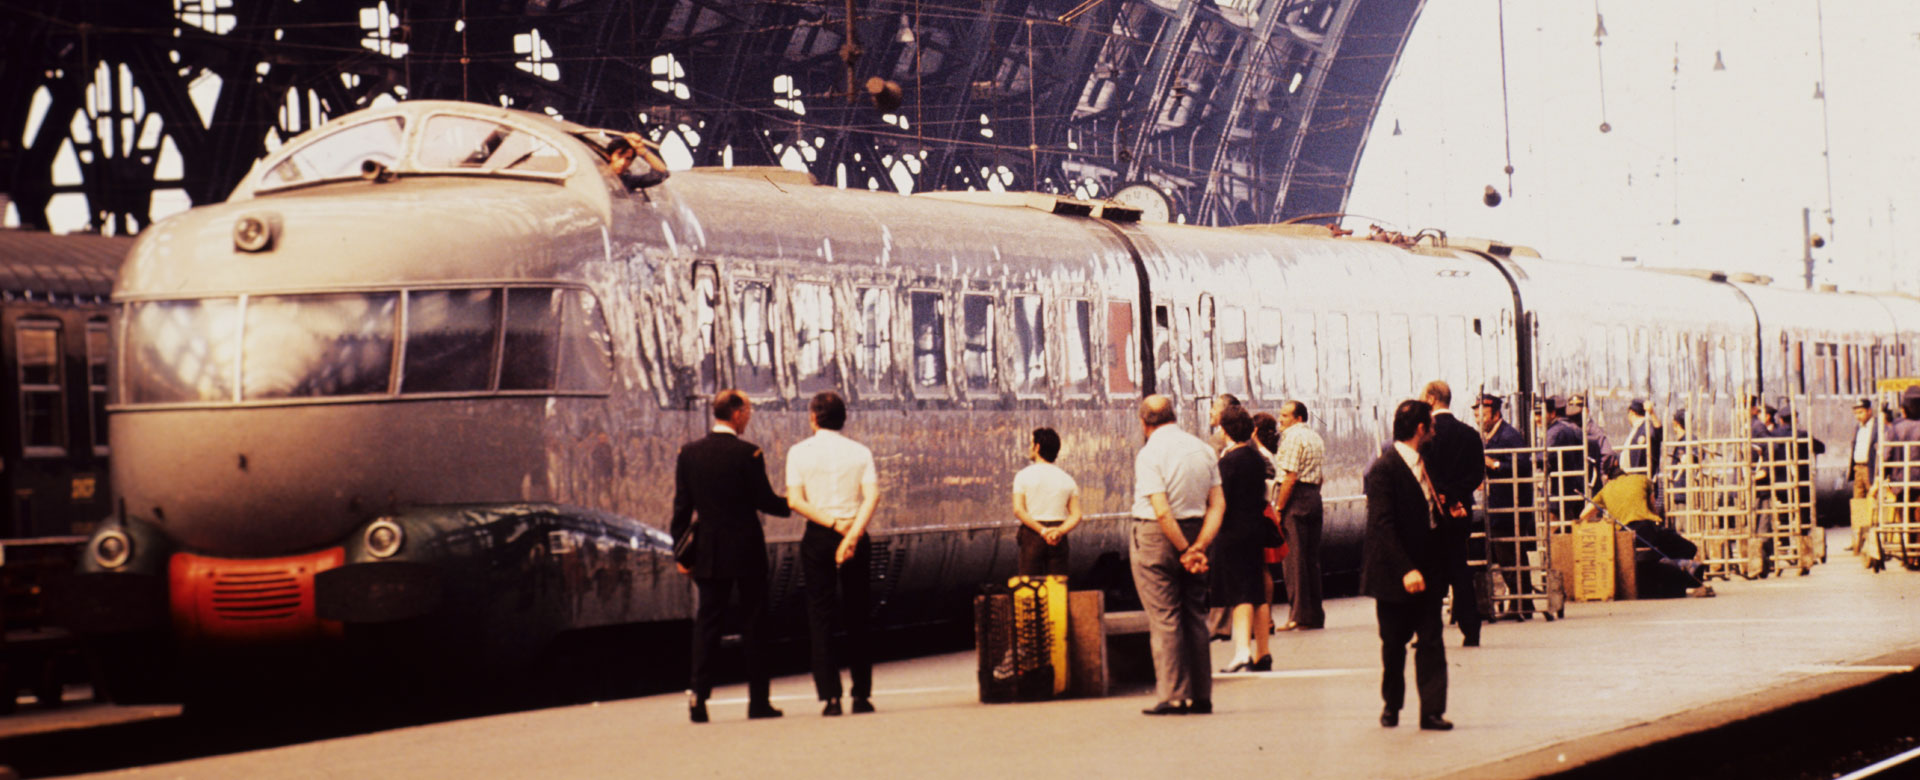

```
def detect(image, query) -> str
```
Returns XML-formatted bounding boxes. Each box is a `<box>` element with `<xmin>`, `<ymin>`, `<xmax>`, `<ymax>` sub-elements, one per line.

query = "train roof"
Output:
<box><xmin>0</xmin><ymin>229</ymin><xmax>128</xmax><ymax>301</ymax></box>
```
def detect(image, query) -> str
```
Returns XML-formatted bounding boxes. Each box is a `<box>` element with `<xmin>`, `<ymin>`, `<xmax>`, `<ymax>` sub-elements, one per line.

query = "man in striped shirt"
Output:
<box><xmin>1274</xmin><ymin>400</ymin><xmax>1326</xmax><ymax>631</ymax></box>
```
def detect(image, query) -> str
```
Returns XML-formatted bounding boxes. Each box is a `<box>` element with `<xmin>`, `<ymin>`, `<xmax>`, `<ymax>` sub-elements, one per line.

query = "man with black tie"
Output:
<box><xmin>671</xmin><ymin>389</ymin><xmax>792</xmax><ymax>723</ymax></box>
<box><xmin>1419</xmin><ymin>381</ymin><xmax>1484</xmax><ymax>648</ymax></box>
<box><xmin>1365</xmin><ymin>399</ymin><xmax>1461</xmax><ymax>731</ymax></box>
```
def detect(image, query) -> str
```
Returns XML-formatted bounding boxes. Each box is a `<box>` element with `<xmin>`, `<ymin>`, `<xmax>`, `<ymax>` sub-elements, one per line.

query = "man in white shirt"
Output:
<box><xmin>1852</xmin><ymin>398</ymin><xmax>1878</xmax><ymax>500</ymax></box>
<box><xmin>1131</xmin><ymin>395</ymin><xmax>1226</xmax><ymax>716</ymax></box>
<box><xmin>786</xmin><ymin>391</ymin><xmax>880</xmax><ymax>717</ymax></box>
<box><xmin>1012</xmin><ymin>427</ymin><xmax>1081</xmax><ymax>577</ymax></box>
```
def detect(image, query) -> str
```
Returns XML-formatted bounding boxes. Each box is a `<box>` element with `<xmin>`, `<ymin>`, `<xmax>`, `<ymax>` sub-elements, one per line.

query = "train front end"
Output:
<box><xmin>66</xmin><ymin>101</ymin><xmax>680</xmax><ymax>703</ymax></box>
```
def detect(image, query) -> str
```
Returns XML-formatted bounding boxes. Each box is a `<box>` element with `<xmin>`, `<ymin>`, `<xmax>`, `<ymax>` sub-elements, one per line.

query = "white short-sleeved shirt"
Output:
<box><xmin>1132</xmin><ymin>424</ymin><xmax>1222</xmax><ymax>521</ymax></box>
<box><xmin>1014</xmin><ymin>462</ymin><xmax>1079</xmax><ymax>522</ymax></box>
<box><xmin>786</xmin><ymin>430</ymin><xmax>878</xmax><ymax>519</ymax></box>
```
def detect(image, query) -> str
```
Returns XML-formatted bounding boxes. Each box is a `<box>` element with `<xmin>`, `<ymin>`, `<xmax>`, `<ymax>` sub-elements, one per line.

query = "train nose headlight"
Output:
<box><xmin>365</xmin><ymin>519</ymin><xmax>404</xmax><ymax>559</ymax></box>
<box><xmin>93</xmin><ymin>530</ymin><xmax>132</xmax><ymax>569</ymax></box>
<box><xmin>233</xmin><ymin>213</ymin><xmax>281</xmax><ymax>253</ymax></box>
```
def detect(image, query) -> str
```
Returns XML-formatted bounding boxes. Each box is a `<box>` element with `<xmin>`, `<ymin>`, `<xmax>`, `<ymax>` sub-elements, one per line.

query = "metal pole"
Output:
<box><xmin>1803</xmin><ymin>206</ymin><xmax>1814</xmax><ymax>290</ymax></box>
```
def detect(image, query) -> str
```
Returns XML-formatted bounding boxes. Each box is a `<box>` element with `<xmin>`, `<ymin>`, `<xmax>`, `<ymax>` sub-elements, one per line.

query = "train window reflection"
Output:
<box><xmin>403</xmin><ymin>289</ymin><xmax>499</xmax><ymax>393</ymax></box>
<box><xmin>1108</xmin><ymin>301</ymin><xmax>1139</xmax><ymax>396</ymax></box>
<box><xmin>87</xmin><ymin>319</ymin><xmax>110</xmax><ymax>453</ymax></box>
<box><xmin>1064</xmin><ymin>299</ymin><xmax>1094</xmax><ymax>396</ymax></box>
<box><xmin>910</xmin><ymin>292</ymin><xmax>948</xmax><ymax>395</ymax></box>
<box><xmin>415</xmin><ymin>116</ymin><xmax>569</xmax><ymax>176</ymax></box>
<box><xmin>501</xmin><ymin>288</ymin><xmax>564</xmax><ymax>390</ymax></box>
<box><xmin>17</xmin><ymin>322</ymin><xmax>64</xmax><ymax>453</ymax></box>
<box><xmin>732</xmin><ymin>280</ymin><xmax>779</xmax><ymax>396</ymax></box>
<box><xmin>963</xmin><ymin>294</ymin><xmax>995</xmax><ymax>394</ymax></box>
<box><xmin>853</xmin><ymin>287</ymin><xmax>891</xmax><ymax>396</ymax></box>
<box><xmin>795</xmin><ymin>282</ymin><xmax>841</xmax><ymax>396</ymax></box>
<box><xmin>1218</xmin><ymin>305</ymin><xmax>1249</xmax><ymax>398</ymax></box>
<box><xmin>125</xmin><ymin>299</ymin><xmax>241</xmax><ymax>404</ymax></box>
<box><xmin>244</xmin><ymin>293</ymin><xmax>399</xmax><ymax>399</ymax></box>
<box><xmin>1256</xmin><ymin>309</ymin><xmax>1283</xmax><ymax>398</ymax></box>
<box><xmin>261</xmin><ymin>118</ymin><xmax>406</xmax><ymax>190</ymax></box>
<box><xmin>1011</xmin><ymin>295</ymin><xmax>1047</xmax><ymax>396</ymax></box>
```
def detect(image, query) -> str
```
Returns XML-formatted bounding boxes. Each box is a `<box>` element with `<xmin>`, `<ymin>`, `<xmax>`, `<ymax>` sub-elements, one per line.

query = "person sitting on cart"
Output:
<box><xmin>1580</xmin><ymin>456</ymin><xmax>1702</xmax><ymax>597</ymax></box>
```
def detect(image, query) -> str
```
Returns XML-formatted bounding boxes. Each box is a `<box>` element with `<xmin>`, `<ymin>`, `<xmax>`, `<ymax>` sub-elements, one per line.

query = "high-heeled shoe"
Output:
<box><xmin>1219</xmin><ymin>658</ymin><xmax>1252</xmax><ymax>673</ymax></box>
<box><xmin>1249</xmin><ymin>655</ymin><xmax>1273</xmax><ymax>672</ymax></box>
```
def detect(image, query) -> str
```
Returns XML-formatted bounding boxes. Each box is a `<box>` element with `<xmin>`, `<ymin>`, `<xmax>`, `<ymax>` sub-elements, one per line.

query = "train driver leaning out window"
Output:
<box><xmin>606</xmin><ymin>132</ymin><xmax>669</xmax><ymax>189</ymax></box>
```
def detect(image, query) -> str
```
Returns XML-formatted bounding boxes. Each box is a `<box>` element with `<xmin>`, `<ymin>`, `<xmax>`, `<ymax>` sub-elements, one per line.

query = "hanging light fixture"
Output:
<box><xmin>1594</xmin><ymin>13</ymin><xmax>1607</xmax><ymax>38</ymax></box>
<box><xmin>1392</xmin><ymin>119</ymin><xmax>1402</xmax><ymax>136</ymax></box>
<box><xmin>1813</xmin><ymin>81</ymin><xmax>1825</xmax><ymax>100</ymax></box>
<box><xmin>1713</xmin><ymin>50</ymin><xmax>1726</xmax><ymax>71</ymax></box>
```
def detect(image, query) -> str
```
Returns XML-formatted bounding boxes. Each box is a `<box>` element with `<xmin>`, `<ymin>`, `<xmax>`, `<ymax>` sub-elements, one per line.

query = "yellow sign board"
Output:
<box><xmin>1572</xmin><ymin>521</ymin><xmax>1616</xmax><ymax>601</ymax></box>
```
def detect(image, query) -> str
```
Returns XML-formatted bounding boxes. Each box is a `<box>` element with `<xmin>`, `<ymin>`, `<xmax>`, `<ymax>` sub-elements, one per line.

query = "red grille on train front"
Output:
<box><xmin>170</xmin><ymin>549</ymin><xmax>344</xmax><ymax>644</ymax></box>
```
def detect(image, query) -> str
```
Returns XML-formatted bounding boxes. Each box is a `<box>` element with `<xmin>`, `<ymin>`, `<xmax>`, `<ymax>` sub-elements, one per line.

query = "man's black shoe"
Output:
<box><xmin>851</xmin><ymin>698</ymin><xmax>875</xmax><ymax>714</ymax></box>
<box><xmin>1419</xmin><ymin>715</ymin><xmax>1454</xmax><ymax>731</ymax></box>
<box><xmin>747</xmin><ymin>703</ymin><xmax>784</xmax><ymax>720</ymax></box>
<box><xmin>1380</xmin><ymin>709</ymin><xmax>1399</xmax><ymax>728</ymax></box>
<box><xmin>822</xmin><ymin>699</ymin><xmax>842</xmax><ymax>717</ymax></box>
<box><xmin>1142</xmin><ymin>701</ymin><xmax>1187</xmax><ymax>716</ymax></box>
<box><xmin>689</xmin><ymin>695</ymin><xmax>709</xmax><ymax>724</ymax></box>
<box><xmin>1188</xmin><ymin>699</ymin><xmax>1213</xmax><ymax>715</ymax></box>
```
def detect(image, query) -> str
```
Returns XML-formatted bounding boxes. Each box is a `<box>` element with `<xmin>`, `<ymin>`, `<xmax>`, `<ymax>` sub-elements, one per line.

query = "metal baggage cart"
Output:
<box><xmin>1482</xmin><ymin>441</ymin><xmax>1562</xmax><ymax>621</ymax></box>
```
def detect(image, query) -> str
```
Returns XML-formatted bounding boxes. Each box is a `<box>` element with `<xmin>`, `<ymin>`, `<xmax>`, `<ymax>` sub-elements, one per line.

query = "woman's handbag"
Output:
<box><xmin>1261</xmin><ymin>503</ymin><xmax>1289</xmax><ymax>564</ymax></box>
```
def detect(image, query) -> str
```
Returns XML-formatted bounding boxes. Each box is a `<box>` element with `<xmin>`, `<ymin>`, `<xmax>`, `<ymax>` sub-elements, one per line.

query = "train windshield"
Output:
<box><xmin>260</xmin><ymin>118</ymin><xmax>407</xmax><ymax>191</ymax></box>
<box><xmin>413</xmin><ymin>116</ymin><xmax>569</xmax><ymax>175</ymax></box>
<box><xmin>120</xmin><ymin>286</ymin><xmax>611</xmax><ymax>407</ymax></box>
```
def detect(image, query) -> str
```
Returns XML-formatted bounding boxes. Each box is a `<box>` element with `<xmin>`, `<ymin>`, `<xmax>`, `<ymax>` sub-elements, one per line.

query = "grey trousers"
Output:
<box><xmin>1130</xmin><ymin>519</ymin><xmax>1212</xmax><ymax>704</ymax></box>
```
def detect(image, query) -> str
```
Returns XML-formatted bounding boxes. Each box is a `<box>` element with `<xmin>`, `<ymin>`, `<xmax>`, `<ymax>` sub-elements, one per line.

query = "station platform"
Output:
<box><xmin>62</xmin><ymin>531</ymin><xmax>1920</xmax><ymax>779</ymax></box>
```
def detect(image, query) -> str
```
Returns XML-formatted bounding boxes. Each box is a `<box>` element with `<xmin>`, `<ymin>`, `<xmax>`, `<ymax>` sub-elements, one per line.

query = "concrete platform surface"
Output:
<box><xmin>71</xmin><ymin>541</ymin><xmax>1920</xmax><ymax>780</ymax></box>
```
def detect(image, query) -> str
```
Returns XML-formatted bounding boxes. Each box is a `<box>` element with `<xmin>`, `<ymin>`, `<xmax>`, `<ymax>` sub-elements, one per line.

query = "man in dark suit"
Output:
<box><xmin>1475</xmin><ymin>394</ymin><xmax>1535</xmax><ymax>616</ymax></box>
<box><xmin>1419</xmin><ymin>381</ymin><xmax>1484</xmax><ymax>647</ymax></box>
<box><xmin>672</xmin><ymin>389</ymin><xmax>792</xmax><ymax>723</ymax></box>
<box><xmin>1543</xmin><ymin>396</ymin><xmax>1586</xmax><ymax>523</ymax></box>
<box><xmin>1364</xmin><ymin>399</ymin><xmax>1460</xmax><ymax>731</ymax></box>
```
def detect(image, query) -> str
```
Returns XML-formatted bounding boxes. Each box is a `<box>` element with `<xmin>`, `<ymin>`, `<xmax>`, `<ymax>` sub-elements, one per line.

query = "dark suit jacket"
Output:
<box><xmin>1420</xmin><ymin>411</ymin><xmax>1485</xmax><ymax>510</ymax></box>
<box><xmin>1362</xmin><ymin>447</ymin><xmax>1451</xmax><ymax>602</ymax></box>
<box><xmin>670</xmin><ymin>431</ymin><xmax>792</xmax><ymax>579</ymax></box>
<box><xmin>1484</xmin><ymin>420</ymin><xmax>1531</xmax><ymax>510</ymax></box>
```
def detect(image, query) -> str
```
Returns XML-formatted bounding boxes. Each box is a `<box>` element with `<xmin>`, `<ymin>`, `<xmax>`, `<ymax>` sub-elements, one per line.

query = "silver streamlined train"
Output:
<box><xmin>65</xmin><ymin>100</ymin><xmax>1920</xmax><ymax>702</ymax></box>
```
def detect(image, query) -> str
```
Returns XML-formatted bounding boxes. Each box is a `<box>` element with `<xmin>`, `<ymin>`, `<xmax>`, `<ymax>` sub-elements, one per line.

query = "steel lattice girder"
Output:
<box><xmin>0</xmin><ymin>0</ymin><xmax>1422</xmax><ymax>232</ymax></box>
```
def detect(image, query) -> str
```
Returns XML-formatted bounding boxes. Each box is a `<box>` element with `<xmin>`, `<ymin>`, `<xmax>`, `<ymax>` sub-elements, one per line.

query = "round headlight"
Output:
<box><xmin>93</xmin><ymin>530</ymin><xmax>132</xmax><ymax>569</ymax></box>
<box><xmin>365</xmin><ymin>519</ymin><xmax>404</xmax><ymax>559</ymax></box>
<box><xmin>233</xmin><ymin>213</ymin><xmax>279</xmax><ymax>252</ymax></box>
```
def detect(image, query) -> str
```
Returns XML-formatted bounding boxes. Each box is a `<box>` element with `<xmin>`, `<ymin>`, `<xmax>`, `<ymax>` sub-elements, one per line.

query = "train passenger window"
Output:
<box><xmin>1011</xmin><ymin>295</ymin><xmax>1048</xmax><ymax>396</ymax></box>
<box><xmin>910</xmin><ymin>292</ymin><xmax>948</xmax><ymax>395</ymax></box>
<box><xmin>1176</xmin><ymin>307</ymin><xmax>1195</xmax><ymax>396</ymax></box>
<box><xmin>260</xmin><ymin>117</ymin><xmax>406</xmax><ymax>190</ymax></box>
<box><xmin>1192</xmin><ymin>298</ymin><xmax>1215</xmax><ymax>398</ymax></box>
<box><xmin>1217</xmin><ymin>306</ymin><xmax>1249</xmax><ymax>399</ymax></box>
<box><xmin>414</xmin><ymin>116</ymin><xmax>569</xmax><ymax>175</ymax></box>
<box><xmin>123</xmin><ymin>299</ymin><xmax>241</xmax><ymax>404</ymax></box>
<box><xmin>555</xmin><ymin>290</ymin><xmax>613</xmax><ymax>393</ymax></box>
<box><xmin>853</xmin><ymin>287</ymin><xmax>892</xmax><ymax>396</ymax></box>
<box><xmin>403</xmin><ymin>289</ymin><xmax>499</xmax><ymax>393</ymax></box>
<box><xmin>1322</xmin><ymin>313</ymin><xmax>1351</xmax><ymax>397</ymax></box>
<box><xmin>730</xmin><ymin>280</ymin><xmax>780</xmax><ymax>396</ymax></box>
<box><xmin>1108</xmin><ymin>300</ymin><xmax>1139</xmax><ymax>396</ymax></box>
<box><xmin>1255</xmin><ymin>309</ymin><xmax>1283</xmax><ymax>398</ymax></box>
<box><xmin>1064</xmin><ymin>299</ymin><xmax>1095</xmax><ymax>396</ymax></box>
<box><xmin>243</xmin><ymin>293</ymin><xmax>399</xmax><ymax>399</ymax></box>
<box><xmin>792</xmin><ymin>282</ymin><xmax>841</xmax><ymax>396</ymax></box>
<box><xmin>1872</xmin><ymin>345</ymin><xmax>1885</xmax><ymax>387</ymax></box>
<box><xmin>1286</xmin><ymin>313</ymin><xmax>1318</xmax><ymax>398</ymax></box>
<box><xmin>1384</xmin><ymin>313</ymin><xmax>1411</xmax><ymax>398</ymax></box>
<box><xmin>86</xmin><ymin>319</ymin><xmax>110</xmax><ymax>454</ymax></box>
<box><xmin>963</xmin><ymin>294</ymin><xmax>995</xmax><ymax>394</ymax></box>
<box><xmin>1845</xmin><ymin>344</ymin><xmax>1858</xmax><ymax>395</ymax></box>
<box><xmin>17</xmin><ymin>322</ymin><xmax>64</xmax><ymax>453</ymax></box>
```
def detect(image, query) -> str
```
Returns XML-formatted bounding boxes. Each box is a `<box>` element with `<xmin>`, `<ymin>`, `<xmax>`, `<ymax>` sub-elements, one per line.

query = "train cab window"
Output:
<box><xmin>243</xmin><ymin>293</ymin><xmax>399</xmax><ymax>399</ymax></box>
<box><xmin>909</xmin><ymin>292</ymin><xmax>948</xmax><ymax>395</ymax></box>
<box><xmin>852</xmin><ymin>287</ymin><xmax>892</xmax><ymax>396</ymax></box>
<box><xmin>1011</xmin><ymin>295</ymin><xmax>1048</xmax><ymax>396</ymax></box>
<box><xmin>1255</xmin><ymin>308</ymin><xmax>1283</xmax><ymax>399</ymax></box>
<box><xmin>86</xmin><ymin>319</ymin><xmax>110</xmax><ymax>454</ymax></box>
<box><xmin>1217</xmin><ymin>306</ymin><xmax>1250</xmax><ymax>399</ymax></box>
<box><xmin>402</xmin><ymin>289</ymin><xmax>500</xmax><ymax>393</ymax></box>
<box><xmin>1286</xmin><ymin>312</ymin><xmax>1318</xmax><ymax>398</ymax></box>
<box><xmin>260</xmin><ymin>118</ymin><xmax>407</xmax><ymax>191</ymax></box>
<box><xmin>963</xmin><ymin>294</ymin><xmax>996</xmax><ymax>394</ymax></box>
<box><xmin>17</xmin><ymin>321</ymin><xmax>65</xmax><ymax>453</ymax></box>
<box><xmin>731</xmin><ymin>280</ymin><xmax>780</xmax><ymax>397</ymax></box>
<box><xmin>123</xmin><ymin>299</ymin><xmax>242</xmax><ymax>404</ymax></box>
<box><xmin>494</xmin><ymin>287</ymin><xmax>612</xmax><ymax>393</ymax></box>
<box><xmin>414</xmin><ymin>116</ymin><xmax>569</xmax><ymax>176</ymax></box>
<box><xmin>1064</xmin><ymin>299</ymin><xmax>1095</xmax><ymax>396</ymax></box>
<box><xmin>1108</xmin><ymin>300</ymin><xmax>1140</xmax><ymax>396</ymax></box>
<box><xmin>792</xmin><ymin>282</ymin><xmax>841</xmax><ymax>396</ymax></box>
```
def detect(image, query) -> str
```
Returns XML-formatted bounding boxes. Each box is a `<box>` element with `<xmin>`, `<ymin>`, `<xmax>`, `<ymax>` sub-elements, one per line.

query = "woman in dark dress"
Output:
<box><xmin>1214</xmin><ymin>405</ymin><xmax>1277</xmax><ymax>672</ymax></box>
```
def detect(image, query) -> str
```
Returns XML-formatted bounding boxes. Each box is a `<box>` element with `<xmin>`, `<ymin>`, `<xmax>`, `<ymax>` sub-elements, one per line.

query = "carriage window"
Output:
<box><xmin>692</xmin><ymin>267</ymin><xmax>719</xmax><ymax>394</ymax></box>
<box><xmin>1063</xmin><ymin>299</ymin><xmax>1095</xmax><ymax>396</ymax></box>
<box><xmin>1107</xmin><ymin>300</ymin><xmax>1139</xmax><ymax>395</ymax></box>
<box><xmin>1322</xmin><ymin>313</ymin><xmax>1351</xmax><ymax>397</ymax></box>
<box><xmin>1384</xmin><ymin>313</ymin><xmax>1411</xmax><ymax>398</ymax></box>
<box><xmin>852</xmin><ymin>287</ymin><xmax>891</xmax><ymax>396</ymax></box>
<box><xmin>1153</xmin><ymin>305</ymin><xmax>1173</xmax><ymax>394</ymax></box>
<box><xmin>414</xmin><ymin>115</ymin><xmax>569</xmax><ymax>175</ymax></box>
<box><xmin>910</xmin><ymin>291</ymin><xmax>947</xmax><ymax>394</ymax></box>
<box><xmin>792</xmin><ymin>282</ymin><xmax>840</xmax><ymax>396</ymax></box>
<box><xmin>1176</xmin><ymin>306</ymin><xmax>1196</xmax><ymax>396</ymax></box>
<box><xmin>403</xmin><ymin>289</ymin><xmax>499</xmax><ymax>393</ymax></box>
<box><xmin>963</xmin><ymin>294</ymin><xmax>995</xmax><ymax>394</ymax></box>
<box><xmin>1256</xmin><ymin>308</ymin><xmax>1283</xmax><ymax>399</ymax></box>
<box><xmin>731</xmin><ymin>280</ymin><xmax>779</xmax><ymax>396</ymax></box>
<box><xmin>1286</xmin><ymin>312</ymin><xmax>1318</xmax><ymax>398</ymax></box>
<box><xmin>1011</xmin><ymin>295</ymin><xmax>1048</xmax><ymax>396</ymax></box>
<box><xmin>1193</xmin><ymin>297</ymin><xmax>1215</xmax><ymax>397</ymax></box>
<box><xmin>124</xmin><ymin>299</ymin><xmax>241</xmax><ymax>404</ymax></box>
<box><xmin>1218</xmin><ymin>305</ymin><xmax>1249</xmax><ymax>398</ymax></box>
<box><xmin>260</xmin><ymin>117</ymin><xmax>407</xmax><ymax>190</ymax></box>
<box><xmin>244</xmin><ymin>292</ymin><xmax>398</xmax><ymax>400</ymax></box>
<box><xmin>87</xmin><ymin>319</ymin><xmax>110</xmax><ymax>453</ymax></box>
<box><xmin>18</xmin><ymin>322</ymin><xmax>64</xmax><ymax>452</ymax></box>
